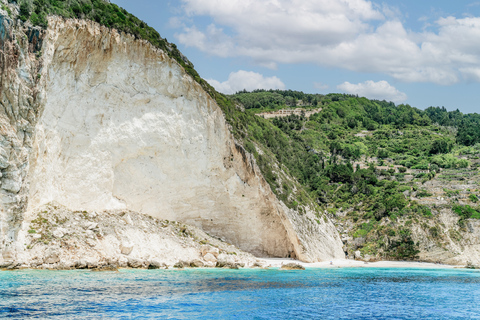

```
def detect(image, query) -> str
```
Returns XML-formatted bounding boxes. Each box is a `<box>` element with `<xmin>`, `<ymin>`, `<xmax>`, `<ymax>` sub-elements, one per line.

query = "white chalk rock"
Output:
<box><xmin>52</xmin><ymin>229</ymin><xmax>65</xmax><ymax>238</ymax></box>
<box><xmin>120</xmin><ymin>242</ymin><xmax>134</xmax><ymax>255</ymax></box>
<box><xmin>201</xmin><ymin>245</ymin><xmax>219</xmax><ymax>258</ymax></box>
<box><xmin>44</xmin><ymin>251</ymin><xmax>60</xmax><ymax>264</ymax></box>
<box><xmin>203</xmin><ymin>253</ymin><xmax>217</xmax><ymax>263</ymax></box>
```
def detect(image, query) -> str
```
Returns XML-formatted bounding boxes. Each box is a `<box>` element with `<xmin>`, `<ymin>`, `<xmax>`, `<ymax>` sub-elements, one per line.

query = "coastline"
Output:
<box><xmin>1</xmin><ymin>259</ymin><xmax>465</xmax><ymax>271</ymax></box>
<box><xmin>0</xmin><ymin>260</ymin><xmax>468</xmax><ymax>271</ymax></box>
<box><xmin>259</xmin><ymin>258</ymin><xmax>463</xmax><ymax>269</ymax></box>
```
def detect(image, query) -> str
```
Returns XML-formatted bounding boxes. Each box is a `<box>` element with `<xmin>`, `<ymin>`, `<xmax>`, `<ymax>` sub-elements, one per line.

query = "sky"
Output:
<box><xmin>111</xmin><ymin>0</ymin><xmax>480</xmax><ymax>114</ymax></box>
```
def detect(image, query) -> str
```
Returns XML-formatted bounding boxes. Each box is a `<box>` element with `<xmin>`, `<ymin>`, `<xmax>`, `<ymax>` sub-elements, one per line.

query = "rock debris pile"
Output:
<box><xmin>1</xmin><ymin>203</ymin><xmax>263</xmax><ymax>270</ymax></box>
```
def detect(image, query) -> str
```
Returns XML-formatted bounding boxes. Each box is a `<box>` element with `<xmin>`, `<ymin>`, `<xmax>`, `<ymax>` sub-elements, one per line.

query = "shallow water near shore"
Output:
<box><xmin>1</xmin><ymin>268</ymin><xmax>480</xmax><ymax>319</ymax></box>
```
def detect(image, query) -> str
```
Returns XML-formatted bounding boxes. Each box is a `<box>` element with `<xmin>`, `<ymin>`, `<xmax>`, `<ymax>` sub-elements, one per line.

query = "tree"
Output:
<box><xmin>430</xmin><ymin>139</ymin><xmax>453</xmax><ymax>154</ymax></box>
<box><xmin>19</xmin><ymin>1</ymin><xmax>30</xmax><ymax>22</ymax></box>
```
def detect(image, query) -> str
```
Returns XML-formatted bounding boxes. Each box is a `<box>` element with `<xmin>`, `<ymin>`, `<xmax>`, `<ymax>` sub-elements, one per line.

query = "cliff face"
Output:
<box><xmin>0</xmin><ymin>15</ymin><xmax>344</xmax><ymax>264</ymax></box>
<box><xmin>0</xmin><ymin>13</ymin><xmax>44</xmax><ymax>260</ymax></box>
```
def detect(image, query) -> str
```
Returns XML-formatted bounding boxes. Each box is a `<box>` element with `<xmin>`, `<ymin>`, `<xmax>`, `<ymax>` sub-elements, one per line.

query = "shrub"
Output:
<box><xmin>244</xmin><ymin>141</ymin><xmax>256</xmax><ymax>155</ymax></box>
<box><xmin>412</xmin><ymin>163</ymin><xmax>429</xmax><ymax>170</ymax></box>
<box><xmin>430</xmin><ymin>164</ymin><xmax>439</xmax><ymax>173</ymax></box>
<box><xmin>453</xmin><ymin>205</ymin><xmax>480</xmax><ymax>219</ymax></box>
<box><xmin>431</xmin><ymin>154</ymin><xmax>470</xmax><ymax>169</ymax></box>
<box><xmin>377</xmin><ymin>148</ymin><xmax>389</xmax><ymax>159</ymax></box>
<box><xmin>429</xmin><ymin>226</ymin><xmax>439</xmax><ymax>238</ymax></box>
<box><xmin>469</xmin><ymin>194</ymin><xmax>479</xmax><ymax>203</ymax></box>
<box><xmin>422</xmin><ymin>208</ymin><xmax>433</xmax><ymax>217</ymax></box>
<box><xmin>430</xmin><ymin>138</ymin><xmax>454</xmax><ymax>154</ymax></box>
<box><xmin>416</xmin><ymin>189</ymin><xmax>432</xmax><ymax>198</ymax></box>
<box><xmin>387</xmin><ymin>228</ymin><xmax>419</xmax><ymax>260</ymax></box>
<box><xmin>19</xmin><ymin>1</ymin><xmax>31</xmax><ymax>21</ymax></box>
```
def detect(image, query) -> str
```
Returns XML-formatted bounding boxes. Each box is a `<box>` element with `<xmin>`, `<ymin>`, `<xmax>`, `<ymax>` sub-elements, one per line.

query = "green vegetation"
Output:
<box><xmin>453</xmin><ymin>205</ymin><xmax>480</xmax><ymax>220</ymax></box>
<box><xmin>232</xmin><ymin>89</ymin><xmax>323</xmax><ymax>110</ymax></box>
<box><xmin>221</xmin><ymin>91</ymin><xmax>480</xmax><ymax>260</ymax></box>
<box><xmin>426</xmin><ymin>107</ymin><xmax>480</xmax><ymax>146</ymax></box>
<box><xmin>470</xmin><ymin>194</ymin><xmax>479</xmax><ymax>203</ymax></box>
<box><xmin>416</xmin><ymin>189</ymin><xmax>432</xmax><ymax>198</ymax></box>
<box><xmin>233</xmin><ymin>94</ymin><xmax>443</xmax><ymax>213</ymax></box>
<box><xmin>387</xmin><ymin>228</ymin><xmax>420</xmax><ymax>260</ymax></box>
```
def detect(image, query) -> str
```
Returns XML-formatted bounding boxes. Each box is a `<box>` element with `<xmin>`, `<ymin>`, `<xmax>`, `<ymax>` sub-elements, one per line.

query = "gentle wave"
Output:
<box><xmin>1</xmin><ymin>268</ymin><xmax>480</xmax><ymax>319</ymax></box>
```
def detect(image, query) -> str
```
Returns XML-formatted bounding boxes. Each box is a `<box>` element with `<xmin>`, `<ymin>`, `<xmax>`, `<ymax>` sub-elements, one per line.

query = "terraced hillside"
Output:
<box><xmin>227</xmin><ymin>90</ymin><xmax>480</xmax><ymax>265</ymax></box>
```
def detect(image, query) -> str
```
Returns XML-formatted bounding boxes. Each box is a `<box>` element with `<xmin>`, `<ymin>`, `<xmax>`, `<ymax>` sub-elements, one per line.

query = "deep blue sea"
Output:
<box><xmin>1</xmin><ymin>267</ymin><xmax>480</xmax><ymax>319</ymax></box>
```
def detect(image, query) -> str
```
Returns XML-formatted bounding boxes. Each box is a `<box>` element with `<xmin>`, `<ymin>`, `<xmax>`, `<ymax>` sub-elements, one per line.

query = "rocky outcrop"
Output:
<box><xmin>0</xmin><ymin>11</ymin><xmax>45</xmax><ymax>261</ymax></box>
<box><xmin>5</xmin><ymin>202</ymin><xmax>258</xmax><ymax>269</ymax></box>
<box><xmin>257</xmin><ymin>108</ymin><xmax>322</xmax><ymax>119</ymax></box>
<box><xmin>411</xmin><ymin>208</ymin><xmax>480</xmax><ymax>266</ymax></box>
<box><xmin>0</xmin><ymin>14</ymin><xmax>344</xmax><ymax>265</ymax></box>
<box><xmin>280</xmin><ymin>262</ymin><xmax>305</xmax><ymax>270</ymax></box>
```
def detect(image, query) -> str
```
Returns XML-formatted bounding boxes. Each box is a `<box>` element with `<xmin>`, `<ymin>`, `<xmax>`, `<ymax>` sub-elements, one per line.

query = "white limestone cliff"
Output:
<box><xmin>0</xmin><ymin>15</ymin><xmax>345</xmax><ymax>265</ymax></box>
<box><xmin>0</xmin><ymin>12</ymin><xmax>45</xmax><ymax>261</ymax></box>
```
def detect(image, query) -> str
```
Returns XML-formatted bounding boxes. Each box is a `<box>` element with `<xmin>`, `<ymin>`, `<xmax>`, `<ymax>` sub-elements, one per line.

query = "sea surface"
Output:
<box><xmin>1</xmin><ymin>267</ymin><xmax>480</xmax><ymax>319</ymax></box>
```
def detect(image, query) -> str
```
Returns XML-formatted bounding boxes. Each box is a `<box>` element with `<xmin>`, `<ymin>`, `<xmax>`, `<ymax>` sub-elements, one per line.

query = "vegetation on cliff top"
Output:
<box><xmin>6</xmin><ymin>0</ymin><xmax>216</xmax><ymax>97</ymax></box>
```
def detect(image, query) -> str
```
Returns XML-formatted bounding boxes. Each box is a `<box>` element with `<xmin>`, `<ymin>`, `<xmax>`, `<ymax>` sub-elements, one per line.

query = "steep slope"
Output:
<box><xmin>230</xmin><ymin>90</ymin><xmax>480</xmax><ymax>266</ymax></box>
<box><xmin>0</xmin><ymin>13</ymin><xmax>45</xmax><ymax>261</ymax></box>
<box><xmin>0</xmin><ymin>13</ymin><xmax>344</xmax><ymax>265</ymax></box>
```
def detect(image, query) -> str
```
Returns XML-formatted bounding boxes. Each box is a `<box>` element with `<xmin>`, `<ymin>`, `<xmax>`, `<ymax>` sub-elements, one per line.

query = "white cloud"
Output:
<box><xmin>176</xmin><ymin>24</ymin><xmax>234</xmax><ymax>57</ymax></box>
<box><xmin>168</xmin><ymin>17</ymin><xmax>185</xmax><ymax>29</ymax></box>
<box><xmin>337</xmin><ymin>80</ymin><xmax>408</xmax><ymax>103</ymax></box>
<box><xmin>314</xmin><ymin>82</ymin><xmax>329</xmax><ymax>90</ymax></box>
<box><xmin>206</xmin><ymin>70</ymin><xmax>285</xmax><ymax>94</ymax></box>
<box><xmin>173</xmin><ymin>0</ymin><xmax>480</xmax><ymax>85</ymax></box>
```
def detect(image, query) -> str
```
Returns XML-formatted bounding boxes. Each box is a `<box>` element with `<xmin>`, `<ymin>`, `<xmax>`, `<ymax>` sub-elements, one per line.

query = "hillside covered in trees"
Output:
<box><xmin>225</xmin><ymin>90</ymin><xmax>480</xmax><ymax>261</ymax></box>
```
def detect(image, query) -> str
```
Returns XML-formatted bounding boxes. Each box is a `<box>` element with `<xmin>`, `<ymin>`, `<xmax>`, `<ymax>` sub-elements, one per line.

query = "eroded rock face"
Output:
<box><xmin>0</xmin><ymin>13</ymin><xmax>45</xmax><ymax>262</ymax></box>
<box><xmin>0</xmin><ymin>15</ymin><xmax>345</xmax><ymax>263</ymax></box>
<box><xmin>412</xmin><ymin>210</ymin><xmax>480</xmax><ymax>266</ymax></box>
<box><xmin>28</xmin><ymin>17</ymin><xmax>297</xmax><ymax>258</ymax></box>
<box><xmin>13</xmin><ymin>202</ymin><xmax>260</xmax><ymax>269</ymax></box>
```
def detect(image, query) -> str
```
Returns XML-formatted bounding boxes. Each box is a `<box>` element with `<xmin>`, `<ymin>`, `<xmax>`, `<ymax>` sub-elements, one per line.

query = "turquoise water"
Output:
<box><xmin>1</xmin><ymin>268</ymin><xmax>480</xmax><ymax>319</ymax></box>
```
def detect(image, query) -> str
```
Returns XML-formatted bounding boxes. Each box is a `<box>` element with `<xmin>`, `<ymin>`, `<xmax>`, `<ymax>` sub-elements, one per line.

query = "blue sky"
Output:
<box><xmin>112</xmin><ymin>0</ymin><xmax>480</xmax><ymax>114</ymax></box>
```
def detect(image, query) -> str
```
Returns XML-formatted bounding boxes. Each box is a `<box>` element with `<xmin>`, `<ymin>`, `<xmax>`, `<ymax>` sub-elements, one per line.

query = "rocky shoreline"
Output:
<box><xmin>1</xmin><ymin>259</ymin><xmax>471</xmax><ymax>271</ymax></box>
<box><xmin>1</xmin><ymin>202</ymin><xmax>475</xmax><ymax>271</ymax></box>
<box><xmin>1</xmin><ymin>203</ymin><xmax>265</xmax><ymax>271</ymax></box>
<box><xmin>0</xmin><ymin>257</ymin><xmax>265</xmax><ymax>271</ymax></box>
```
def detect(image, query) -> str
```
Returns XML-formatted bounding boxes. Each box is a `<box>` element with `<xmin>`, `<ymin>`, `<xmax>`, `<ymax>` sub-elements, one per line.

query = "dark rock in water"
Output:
<box><xmin>92</xmin><ymin>265</ymin><xmax>118</xmax><ymax>272</ymax></box>
<box><xmin>174</xmin><ymin>261</ymin><xmax>189</xmax><ymax>269</ymax></box>
<box><xmin>191</xmin><ymin>260</ymin><xmax>204</xmax><ymax>268</ymax></box>
<box><xmin>127</xmin><ymin>258</ymin><xmax>144</xmax><ymax>268</ymax></box>
<box><xmin>280</xmin><ymin>263</ymin><xmax>305</xmax><ymax>270</ymax></box>
<box><xmin>216</xmin><ymin>260</ymin><xmax>239</xmax><ymax>269</ymax></box>
<box><xmin>148</xmin><ymin>260</ymin><xmax>163</xmax><ymax>269</ymax></box>
<box><xmin>6</xmin><ymin>262</ymin><xmax>20</xmax><ymax>270</ymax></box>
<box><xmin>75</xmin><ymin>260</ymin><xmax>88</xmax><ymax>269</ymax></box>
<box><xmin>0</xmin><ymin>261</ymin><xmax>13</xmax><ymax>269</ymax></box>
